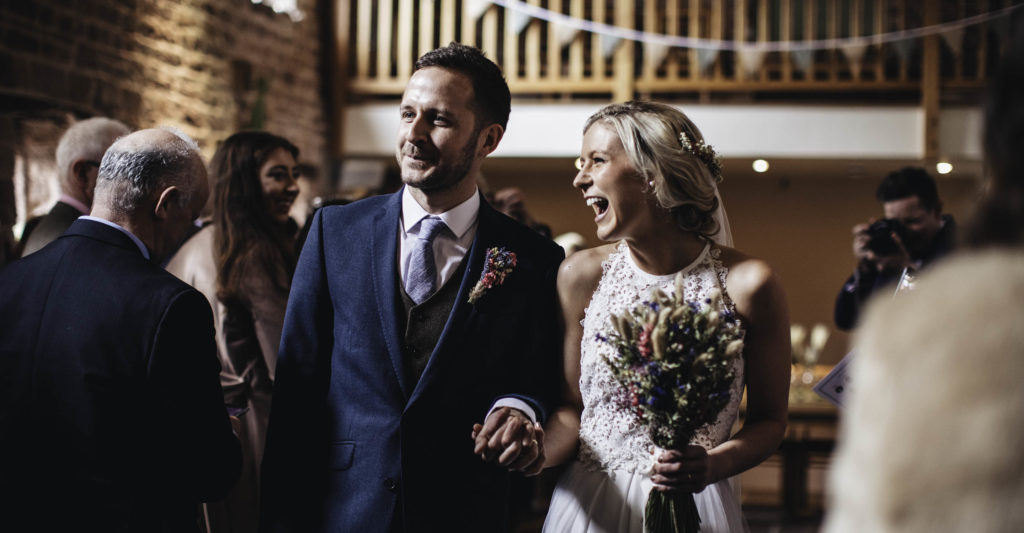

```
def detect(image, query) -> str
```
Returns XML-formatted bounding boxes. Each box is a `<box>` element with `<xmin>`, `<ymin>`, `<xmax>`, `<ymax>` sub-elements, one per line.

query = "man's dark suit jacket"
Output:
<box><xmin>261</xmin><ymin>189</ymin><xmax>564</xmax><ymax>532</ymax></box>
<box><xmin>0</xmin><ymin>219</ymin><xmax>241</xmax><ymax>532</ymax></box>
<box><xmin>20</xmin><ymin>200</ymin><xmax>83</xmax><ymax>257</ymax></box>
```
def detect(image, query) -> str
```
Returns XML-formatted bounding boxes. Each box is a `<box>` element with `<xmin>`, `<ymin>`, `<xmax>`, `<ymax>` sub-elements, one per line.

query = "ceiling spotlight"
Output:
<box><xmin>752</xmin><ymin>159</ymin><xmax>769</xmax><ymax>173</ymax></box>
<box><xmin>936</xmin><ymin>161</ymin><xmax>953</xmax><ymax>175</ymax></box>
<box><xmin>574</xmin><ymin>157</ymin><xmax>582</xmax><ymax>170</ymax></box>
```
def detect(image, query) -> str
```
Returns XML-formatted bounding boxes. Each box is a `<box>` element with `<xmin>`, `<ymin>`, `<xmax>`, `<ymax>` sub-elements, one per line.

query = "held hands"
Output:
<box><xmin>471</xmin><ymin>407</ymin><xmax>545</xmax><ymax>477</ymax></box>
<box><xmin>651</xmin><ymin>446</ymin><xmax>712</xmax><ymax>493</ymax></box>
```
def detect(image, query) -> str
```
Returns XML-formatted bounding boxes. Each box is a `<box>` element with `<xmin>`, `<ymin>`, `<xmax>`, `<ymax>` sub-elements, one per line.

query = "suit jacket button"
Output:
<box><xmin>384</xmin><ymin>477</ymin><xmax>398</xmax><ymax>492</ymax></box>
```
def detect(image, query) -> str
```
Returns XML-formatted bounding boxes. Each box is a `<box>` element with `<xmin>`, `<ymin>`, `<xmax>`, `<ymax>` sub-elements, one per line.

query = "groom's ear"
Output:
<box><xmin>476</xmin><ymin>123</ymin><xmax>504</xmax><ymax>158</ymax></box>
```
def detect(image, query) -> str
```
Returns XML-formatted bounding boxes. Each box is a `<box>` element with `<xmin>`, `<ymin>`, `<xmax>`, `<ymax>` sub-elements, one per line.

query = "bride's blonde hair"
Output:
<box><xmin>584</xmin><ymin>101</ymin><xmax>721</xmax><ymax>238</ymax></box>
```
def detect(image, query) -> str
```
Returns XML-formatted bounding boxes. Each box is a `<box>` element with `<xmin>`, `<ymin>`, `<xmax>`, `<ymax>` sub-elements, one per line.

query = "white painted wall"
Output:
<box><xmin>343</xmin><ymin>102</ymin><xmax>983</xmax><ymax>161</ymax></box>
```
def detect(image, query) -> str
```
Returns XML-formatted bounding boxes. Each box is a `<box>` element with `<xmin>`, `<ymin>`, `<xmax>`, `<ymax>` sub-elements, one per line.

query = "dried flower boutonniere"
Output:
<box><xmin>468</xmin><ymin>247</ymin><xmax>517</xmax><ymax>304</ymax></box>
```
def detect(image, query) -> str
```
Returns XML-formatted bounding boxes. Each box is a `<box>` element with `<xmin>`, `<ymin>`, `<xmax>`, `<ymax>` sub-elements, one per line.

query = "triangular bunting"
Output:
<box><xmin>510</xmin><ymin>8</ymin><xmax>532</xmax><ymax>35</ymax></box>
<box><xmin>891</xmin><ymin>38</ymin><xmax>916</xmax><ymax>63</ymax></box>
<box><xmin>940</xmin><ymin>28</ymin><xmax>964</xmax><ymax>57</ymax></box>
<box><xmin>841</xmin><ymin>44</ymin><xmax>868</xmax><ymax>72</ymax></box>
<box><xmin>554</xmin><ymin>22</ymin><xmax>578</xmax><ymax>49</ymax></box>
<box><xmin>990</xmin><ymin>14</ymin><xmax>1012</xmax><ymax>42</ymax></box>
<box><xmin>644</xmin><ymin>42</ymin><xmax>672</xmax><ymax>70</ymax></box>
<box><xmin>601</xmin><ymin>36</ymin><xmax>623</xmax><ymax>59</ymax></box>
<box><xmin>697</xmin><ymin>48</ymin><xmax>719</xmax><ymax>73</ymax></box>
<box><xmin>790</xmin><ymin>49</ymin><xmax>814</xmax><ymax>72</ymax></box>
<box><xmin>465</xmin><ymin>0</ymin><xmax>490</xmax><ymax>22</ymax></box>
<box><xmin>737</xmin><ymin>47</ymin><xmax>765</xmax><ymax>79</ymax></box>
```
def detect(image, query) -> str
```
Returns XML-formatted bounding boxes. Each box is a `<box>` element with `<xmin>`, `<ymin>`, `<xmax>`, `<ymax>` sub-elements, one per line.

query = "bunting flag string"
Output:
<box><xmin>892</xmin><ymin>38</ymin><xmax>917</xmax><ymax>64</ymax></box>
<box><xmin>644</xmin><ymin>42</ymin><xmax>672</xmax><ymax>70</ymax></box>
<box><xmin>841</xmin><ymin>44</ymin><xmax>868</xmax><ymax>72</ymax></box>
<box><xmin>697</xmin><ymin>48</ymin><xmax>719</xmax><ymax>73</ymax></box>
<box><xmin>555</xmin><ymin>22</ymin><xmax>579</xmax><ymax>49</ymax></box>
<box><xmin>510</xmin><ymin>9</ymin><xmax>532</xmax><ymax>35</ymax></box>
<box><xmin>601</xmin><ymin>36</ymin><xmax>623</xmax><ymax>59</ymax></box>
<box><xmin>790</xmin><ymin>49</ymin><xmax>814</xmax><ymax>73</ymax></box>
<box><xmin>737</xmin><ymin>49</ymin><xmax>766</xmax><ymax>79</ymax></box>
<box><xmin>487</xmin><ymin>0</ymin><xmax>1021</xmax><ymax>53</ymax></box>
<box><xmin>940</xmin><ymin>28</ymin><xmax>965</xmax><ymax>57</ymax></box>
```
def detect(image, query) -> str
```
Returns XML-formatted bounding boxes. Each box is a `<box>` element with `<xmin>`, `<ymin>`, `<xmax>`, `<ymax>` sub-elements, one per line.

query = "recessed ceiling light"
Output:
<box><xmin>936</xmin><ymin>161</ymin><xmax>953</xmax><ymax>175</ymax></box>
<box><xmin>752</xmin><ymin>159</ymin><xmax>769</xmax><ymax>173</ymax></box>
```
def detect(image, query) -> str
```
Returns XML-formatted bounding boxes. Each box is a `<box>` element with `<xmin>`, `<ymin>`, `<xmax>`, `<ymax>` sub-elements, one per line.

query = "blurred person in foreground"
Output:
<box><xmin>0</xmin><ymin>128</ymin><xmax>240</xmax><ymax>531</ymax></box>
<box><xmin>833</xmin><ymin>166</ymin><xmax>955</xmax><ymax>330</ymax></box>
<box><xmin>20</xmin><ymin>116</ymin><xmax>130</xmax><ymax>257</ymax></box>
<box><xmin>824</xmin><ymin>28</ymin><xmax>1024</xmax><ymax>533</ymax></box>
<box><xmin>167</xmin><ymin>131</ymin><xmax>300</xmax><ymax>532</ymax></box>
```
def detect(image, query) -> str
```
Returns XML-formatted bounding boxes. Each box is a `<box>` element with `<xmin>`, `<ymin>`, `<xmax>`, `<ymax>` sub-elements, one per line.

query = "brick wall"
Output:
<box><xmin>0</xmin><ymin>0</ymin><xmax>328</xmax><ymax>242</ymax></box>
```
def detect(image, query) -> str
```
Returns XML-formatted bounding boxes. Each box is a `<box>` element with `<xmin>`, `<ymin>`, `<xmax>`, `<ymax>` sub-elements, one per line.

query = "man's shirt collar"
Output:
<box><xmin>401</xmin><ymin>185</ymin><xmax>480</xmax><ymax>239</ymax></box>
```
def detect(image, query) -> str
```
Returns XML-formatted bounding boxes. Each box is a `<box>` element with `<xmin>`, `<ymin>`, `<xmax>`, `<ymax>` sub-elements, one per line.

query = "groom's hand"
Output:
<box><xmin>471</xmin><ymin>407</ymin><xmax>545</xmax><ymax>476</ymax></box>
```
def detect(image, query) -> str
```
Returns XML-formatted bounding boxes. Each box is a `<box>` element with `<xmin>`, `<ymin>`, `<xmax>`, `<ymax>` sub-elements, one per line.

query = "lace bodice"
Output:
<box><xmin>577</xmin><ymin>241</ymin><xmax>745</xmax><ymax>475</ymax></box>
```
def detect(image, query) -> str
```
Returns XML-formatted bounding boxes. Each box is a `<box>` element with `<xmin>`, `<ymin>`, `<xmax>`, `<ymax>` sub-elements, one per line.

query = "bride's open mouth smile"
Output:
<box><xmin>586</xmin><ymin>196</ymin><xmax>609</xmax><ymax>220</ymax></box>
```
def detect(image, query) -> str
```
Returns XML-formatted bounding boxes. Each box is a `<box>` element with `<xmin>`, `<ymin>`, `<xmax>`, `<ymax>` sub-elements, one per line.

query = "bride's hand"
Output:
<box><xmin>651</xmin><ymin>445</ymin><xmax>710</xmax><ymax>493</ymax></box>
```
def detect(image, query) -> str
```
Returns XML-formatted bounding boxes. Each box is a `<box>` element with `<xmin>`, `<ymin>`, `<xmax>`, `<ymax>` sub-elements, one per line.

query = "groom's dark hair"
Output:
<box><xmin>415</xmin><ymin>42</ymin><xmax>511</xmax><ymax>131</ymax></box>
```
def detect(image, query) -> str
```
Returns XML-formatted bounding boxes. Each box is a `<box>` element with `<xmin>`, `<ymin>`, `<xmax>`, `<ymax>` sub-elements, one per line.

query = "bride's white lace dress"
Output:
<box><xmin>543</xmin><ymin>241</ymin><xmax>749</xmax><ymax>533</ymax></box>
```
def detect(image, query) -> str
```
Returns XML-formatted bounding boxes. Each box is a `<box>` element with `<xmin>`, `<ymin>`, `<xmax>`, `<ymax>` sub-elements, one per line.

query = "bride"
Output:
<box><xmin>541</xmin><ymin>101</ymin><xmax>791</xmax><ymax>532</ymax></box>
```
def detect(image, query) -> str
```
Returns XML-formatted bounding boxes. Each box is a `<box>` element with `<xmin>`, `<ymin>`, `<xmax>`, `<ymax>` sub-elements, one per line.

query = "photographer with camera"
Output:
<box><xmin>834</xmin><ymin>167</ymin><xmax>956</xmax><ymax>330</ymax></box>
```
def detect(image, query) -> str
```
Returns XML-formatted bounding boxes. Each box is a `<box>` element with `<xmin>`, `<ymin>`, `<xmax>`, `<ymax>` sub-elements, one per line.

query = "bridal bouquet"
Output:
<box><xmin>600</xmin><ymin>273</ymin><xmax>744</xmax><ymax>533</ymax></box>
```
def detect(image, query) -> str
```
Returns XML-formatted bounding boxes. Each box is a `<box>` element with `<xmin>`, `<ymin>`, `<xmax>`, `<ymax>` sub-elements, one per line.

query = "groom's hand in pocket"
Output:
<box><xmin>471</xmin><ymin>407</ymin><xmax>545</xmax><ymax>476</ymax></box>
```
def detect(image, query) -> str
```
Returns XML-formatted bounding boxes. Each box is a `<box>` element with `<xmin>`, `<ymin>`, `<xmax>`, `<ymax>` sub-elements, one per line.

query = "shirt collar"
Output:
<box><xmin>59</xmin><ymin>194</ymin><xmax>90</xmax><ymax>216</ymax></box>
<box><xmin>401</xmin><ymin>185</ymin><xmax>479</xmax><ymax>239</ymax></box>
<box><xmin>79</xmin><ymin>216</ymin><xmax>151</xmax><ymax>260</ymax></box>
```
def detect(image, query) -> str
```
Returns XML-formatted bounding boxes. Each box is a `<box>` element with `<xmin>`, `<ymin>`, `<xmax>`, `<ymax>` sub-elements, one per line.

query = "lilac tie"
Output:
<box><xmin>406</xmin><ymin>216</ymin><xmax>448</xmax><ymax>304</ymax></box>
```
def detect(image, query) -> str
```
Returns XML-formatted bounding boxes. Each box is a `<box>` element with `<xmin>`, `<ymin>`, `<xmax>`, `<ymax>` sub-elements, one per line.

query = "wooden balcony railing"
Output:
<box><xmin>334</xmin><ymin>0</ymin><xmax>1020</xmax><ymax>102</ymax></box>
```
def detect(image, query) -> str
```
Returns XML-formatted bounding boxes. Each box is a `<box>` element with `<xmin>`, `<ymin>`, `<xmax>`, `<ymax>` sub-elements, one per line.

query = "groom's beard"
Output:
<box><xmin>401</xmin><ymin>129</ymin><xmax>480</xmax><ymax>194</ymax></box>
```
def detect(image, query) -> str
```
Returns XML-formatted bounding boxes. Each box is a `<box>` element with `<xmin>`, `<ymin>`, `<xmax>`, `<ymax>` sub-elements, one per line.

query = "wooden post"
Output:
<box><xmin>689</xmin><ymin>0</ymin><xmax>701</xmax><ymax>80</ymax></box>
<box><xmin>781</xmin><ymin>0</ymin><xmax>792</xmax><ymax>82</ymax></box>
<box><xmin>397</xmin><ymin>0</ymin><xmax>414</xmax><ymax>81</ymax></box>
<box><xmin>377</xmin><ymin>0</ymin><xmax>394</xmax><ymax>80</ymax></box>
<box><xmin>875</xmin><ymin>0</ymin><xmax>884</xmax><ymax>81</ymax></box>
<box><xmin>921</xmin><ymin>1</ymin><xmax>940</xmax><ymax>163</ymax></box>
<box><xmin>613</xmin><ymin>3</ymin><xmax>635</xmax><ymax>102</ymax></box>
<box><xmin>332</xmin><ymin>0</ymin><xmax>352</xmax><ymax>161</ymax></box>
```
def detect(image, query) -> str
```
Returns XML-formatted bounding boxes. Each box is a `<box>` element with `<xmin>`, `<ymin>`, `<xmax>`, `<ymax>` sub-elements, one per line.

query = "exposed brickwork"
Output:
<box><xmin>0</xmin><ymin>0</ymin><xmax>326</xmax><ymax>177</ymax></box>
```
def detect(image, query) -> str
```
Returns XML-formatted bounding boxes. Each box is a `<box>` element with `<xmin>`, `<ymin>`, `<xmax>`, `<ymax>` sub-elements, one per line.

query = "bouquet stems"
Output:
<box><xmin>645</xmin><ymin>489</ymin><xmax>700</xmax><ymax>533</ymax></box>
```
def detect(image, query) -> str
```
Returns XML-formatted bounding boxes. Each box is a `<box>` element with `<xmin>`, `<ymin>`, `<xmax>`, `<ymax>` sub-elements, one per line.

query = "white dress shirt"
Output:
<box><xmin>398</xmin><ymin>186</ymin><xmax>536</xmax><ymax>424</ymax></box>
<box><xmin>399</xmin><ymin>186</ymin><xmax>478</xmax><ymax>291</ymax></box>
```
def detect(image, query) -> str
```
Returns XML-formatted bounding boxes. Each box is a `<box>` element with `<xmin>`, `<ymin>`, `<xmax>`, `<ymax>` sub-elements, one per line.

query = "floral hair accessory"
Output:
<box><xmin>468</xmin><ymin>247</ymin><xmax>517</xmax><ymax>304</ymax></box>
<box><xmin>679</xmin><ymin>131</ymin><xmax>723</xmax><ymax>182</ymax></box>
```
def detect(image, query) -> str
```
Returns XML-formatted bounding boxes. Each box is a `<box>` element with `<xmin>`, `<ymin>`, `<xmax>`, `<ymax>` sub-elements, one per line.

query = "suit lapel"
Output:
<box><xmin>407</xmin><ymin>195</ymin><xmax>499</xmax><ymax>406</ymax></box>
<box><xmin>370</xmin><ymin>191</ymin><xmax>411</xmax><ymax>399</ymax></box>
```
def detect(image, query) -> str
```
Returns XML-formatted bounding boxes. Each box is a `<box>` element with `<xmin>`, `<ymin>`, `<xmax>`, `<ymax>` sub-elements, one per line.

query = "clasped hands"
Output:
<box><xmin>471</xmin><ymin>406</ymin><xmax>545</xmax><ymax>476</ymax></box>
<box><xmin>651</xmin><ymin>445</ymin><xmax>712</xmax><ymax>493</ymax></box>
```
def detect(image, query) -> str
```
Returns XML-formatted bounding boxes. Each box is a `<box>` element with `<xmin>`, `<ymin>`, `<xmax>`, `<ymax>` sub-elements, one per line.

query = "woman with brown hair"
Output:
<box><xmin>167</xmin><ymin>131</ymin><xmax>301</xmax><ymax>532</ymax></box>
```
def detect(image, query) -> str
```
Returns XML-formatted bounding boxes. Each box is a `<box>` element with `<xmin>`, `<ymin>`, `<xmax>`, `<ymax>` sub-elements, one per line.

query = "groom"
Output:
<box><xmin>260</xmin><ymin>43</ymin><xmax>564</xmax><ymax>532</ymax></box>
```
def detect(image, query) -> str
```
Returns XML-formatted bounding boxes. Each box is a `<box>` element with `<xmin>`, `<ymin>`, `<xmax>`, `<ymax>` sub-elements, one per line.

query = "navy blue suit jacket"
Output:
<box><xmin>0</xmin><ymin>219</ymin><xmax>241</xmax><ymax>532</ymax></box>
<box><xmin>261</xmin><ymin>190</ymin><xmax>564</xmax><ymax>532</ymax></box>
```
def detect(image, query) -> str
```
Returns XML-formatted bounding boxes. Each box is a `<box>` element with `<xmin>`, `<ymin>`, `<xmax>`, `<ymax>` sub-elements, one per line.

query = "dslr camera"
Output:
<box><xmin>864</xmin><ymin>218</ymin><xmax>906</xmax><ymax>255</ymax></box>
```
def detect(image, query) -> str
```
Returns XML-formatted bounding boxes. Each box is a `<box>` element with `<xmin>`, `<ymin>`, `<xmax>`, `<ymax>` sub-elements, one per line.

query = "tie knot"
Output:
<box><xmin>417</xmin><ymin>216</ymin><xmax>447</xmax><ymax>242</ymax></box>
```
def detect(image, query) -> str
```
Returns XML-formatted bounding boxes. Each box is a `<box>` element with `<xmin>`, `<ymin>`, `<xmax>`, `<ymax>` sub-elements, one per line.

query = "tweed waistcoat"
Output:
<box><xmin>397</xmin><ymin>258</ymin><xmax>468</xmax><ymax>384</ymax></box>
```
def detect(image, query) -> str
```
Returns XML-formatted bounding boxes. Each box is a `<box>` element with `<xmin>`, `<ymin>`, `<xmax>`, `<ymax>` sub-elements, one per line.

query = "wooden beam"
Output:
<box><xmin>613</xmin><ymin>3</ymin><xmax>635</xmax><ymax>102</ymax></box>
<box><xmin>921</xmin><ymin>1</ymin><xmax>940</xmax><ymax>162</ymax></box>
<box><xmin>332</xmin><ymin>0</ymin><xmax>352</xmax><ymax>161</ymax></box>
<box><xmin>377</xmin><ymin>0</ymin><xmax>394</xmax><ymax>80</ymax></box>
